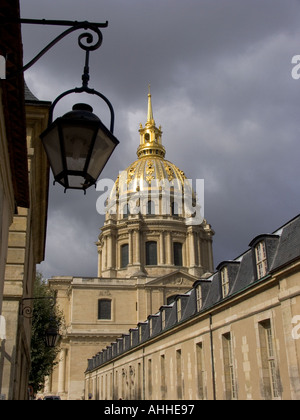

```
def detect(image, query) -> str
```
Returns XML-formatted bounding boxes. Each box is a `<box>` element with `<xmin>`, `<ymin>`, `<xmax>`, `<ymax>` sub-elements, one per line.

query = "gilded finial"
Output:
<box><xmin>147</xmin><ymin>83</ymin><xmax>154</xmax><ymax>124</ymax></box>
<box><xmin>137</xmin><ymin>85</ymin><xmax>165</xmax><ymax>158</ymax></box>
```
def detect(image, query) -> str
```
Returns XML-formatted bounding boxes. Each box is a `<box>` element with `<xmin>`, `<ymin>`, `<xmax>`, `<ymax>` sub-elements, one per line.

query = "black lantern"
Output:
<box><xmin>40</xmin><ymin>103</ymin><xmax>119</xmax><ymax>192</ymax></box>
<box><xmin>45</xmin><ymin>325</ymin><xmax>61</xmax><ymax>348</ymax></box>
<box><xmin>2</xmin><ymin>18</ymin><xmax>119</xmax><ymax>191</ymax></box>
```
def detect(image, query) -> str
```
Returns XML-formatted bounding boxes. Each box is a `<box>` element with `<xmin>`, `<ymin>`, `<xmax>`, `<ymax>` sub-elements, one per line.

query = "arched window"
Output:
<box><xmin>147</xmin><ymin>200</ymin><xmax>155</xmax><ymax>215</ymax></box>
<box><xmin>123</xmin><ymin>203</ymin><xmax>129</xmax><ymax>219</ymax></box>
<box><xmin>146</xmin><ymin>241</ymin><xmax>157</xmax><ymax>265</ymax></box>
<box><xmin>173</xmin><ymin>242</ymin><xmax>183</xmax><ymax>266</ymax></box>
<box><xmin>121</xmin><ymin>244</ymin><xmax>129</xmax><ymax>268</ymax></box>
<box><xmin>171</xmin><ymin>201</ymin><xmax>179</xmax><ymax>216</ymax></box>
<box><xmin>98</xmin><ymin>299</ymin><xmax>111</xmax><ymax>320</ymax></box>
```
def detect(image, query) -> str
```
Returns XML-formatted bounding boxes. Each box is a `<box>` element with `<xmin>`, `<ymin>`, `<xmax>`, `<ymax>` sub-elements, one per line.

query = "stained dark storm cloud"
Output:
<box><xmin>19</xmin><ymin>0</ymin><xmax>300</xmax><ymax>278</ymax></box>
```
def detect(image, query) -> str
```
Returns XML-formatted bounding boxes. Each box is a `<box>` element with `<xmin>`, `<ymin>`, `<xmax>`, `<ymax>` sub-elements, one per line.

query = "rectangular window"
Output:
<box><xmin>98</xmin><ymin>299</ymin><xmax>111</xmax><ymax>320</ymax></box>
<box><xmin>255</xmin><ymin>242</ymin><xmax>268</xmax><ymax>279</ymax></box>
<box><xmin>162</xmin><ymin>310</ymin><xmax>166</xmax><ymax>330</ymax></box>
<box><xmin>221</xmin><ymin>267</ymin><xmax>230</xmax><ymax>298</ymax></box>
<box><xmin>130</xmin><ymin>331</ymin><xmax>133</xmax><ymax>347</ymax></box>
<box><xmin>176</xmin><ymin>349</ymin><xmax>183</xmax><ymax>399</ymax></box>
<box><xmin>121</xmin><ymin>244</ymin><xmax>129</xmax><ymax>268</ymax></box>
<box><xmin>146</xmin><ymin>241</ymin><xmax>157</xmax><ymax>265</ymax></box>
<box><xmin>173</xmin><ymin>242</ymin><xmax>183</xmax><ymax>266</ymax></box>
<box><xmin>196</xmin><ymin>342</ymin><xmax>205</xmax><ymax>400</ymax></box>
<box><xmin>259</xmin><ymin>319</ymin><xmax>280</xmax><ymax>399</ymax></box>
<box><xmin>149</xmin><ymin>318</ymin><xmax>153</xmax><ymax>336</ymax></box>
<box><xmin>177</xmin><ymin>299</ymin><xmax>182</xmax><ymax>322</ymax></box>
<box><xmin>196</xmin><ymin>285</ymin><xmax>202</xmax><ymax>311</ymax></box>
<box><xmin>222</xmin><ymin>332</ymin><xmax>237</xmax><ymax>400</ymax></box>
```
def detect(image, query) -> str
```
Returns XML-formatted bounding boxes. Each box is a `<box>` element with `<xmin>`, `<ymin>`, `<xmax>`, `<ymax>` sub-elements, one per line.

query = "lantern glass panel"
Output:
<box><xmin>41</xmin><ymin>125</ymin><xmax>63</xmax><ymax>176</ymax></box>
<box><xmin>62</xmin><ymin>123</ymin><xmax>96</xmax><ymax>172</ymax></box>
<box><xmin>87</xmin><ymin>128</ymin><xmax>117</xmax><ymax>180</ymax></box>
<box><xmin>66</xmin><ymin>175</ymin><xmax>88</xmax><ymax>189</ymax></box>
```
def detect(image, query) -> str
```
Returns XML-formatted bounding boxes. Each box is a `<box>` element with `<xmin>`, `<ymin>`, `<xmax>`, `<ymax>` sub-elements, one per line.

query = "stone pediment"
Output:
<box><xmin>145</xmin><ymin>270</ymin><xmax>197</xmax><ymax>288</ymax></box>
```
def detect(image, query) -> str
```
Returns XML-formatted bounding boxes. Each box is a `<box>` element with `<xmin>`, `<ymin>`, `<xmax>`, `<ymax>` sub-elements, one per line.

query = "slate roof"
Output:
<box><xmin>86</xmin><ymin>214</ymin><xmax>300</xmax><ymax>373</ymax></box>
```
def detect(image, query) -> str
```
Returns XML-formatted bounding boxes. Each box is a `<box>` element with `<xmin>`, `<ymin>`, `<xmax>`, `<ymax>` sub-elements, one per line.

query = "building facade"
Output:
<box><xmin>0</xmin><ymin>1</ymin><xmax>50</xmax><ymax>399</ymax></box>
<box><xmin>46</xmin><ymin>92</ymin><xmax>214</xmax><ymax>400</ymax></box>
<box><xmin>1</xmin><ymin>89</ymin><xmax>50</xmax><ymax>400</ymax></box>
<box><xmin>85</xmin><ymin>215</ymin><xmax>300</xmax><ymax>400</ymax></box>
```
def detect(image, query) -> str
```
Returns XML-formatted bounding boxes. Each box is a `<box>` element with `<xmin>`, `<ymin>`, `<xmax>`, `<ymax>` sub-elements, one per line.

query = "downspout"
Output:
<box><xmin>209</xmin><ymin>313</ymin><xmax>216</xmax><ymax>400</ymax></box>
<box><xmin>142</xmin><ymin>346</ymin><xmax>145</xmax><ymax>400</ymax></box>
<box><xmin>112</xmin><ymin>361</ymin><xmax>114</xmax><ymax>400</ymax></box>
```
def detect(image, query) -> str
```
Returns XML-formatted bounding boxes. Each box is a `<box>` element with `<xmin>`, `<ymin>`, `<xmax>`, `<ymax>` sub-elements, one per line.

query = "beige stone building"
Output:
<box><xmin>47</xmin><ymin>91</ymin><xmax>214</xmax><ymax>400</ymax></box>
<box><xmin>85</xmin><ymin>214</ymin><xmax>300</xmax><ymax>400</ymax></box>
<box><xmin>0</xmin><ymin>1</ymin><xmax>50</xmax><ymax>400</ymax></box>
<box><xmin>1</xmin><ymin>88</ymin><xmax>50</xmax><ymax>400</ymax></box>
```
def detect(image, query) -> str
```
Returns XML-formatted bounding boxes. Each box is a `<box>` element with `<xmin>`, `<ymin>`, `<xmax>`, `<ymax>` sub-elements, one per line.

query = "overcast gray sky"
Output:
<box><xmin>20</xmin><ymin>0</ymin><xmax>300</xmax><ymax>279</ymax></box>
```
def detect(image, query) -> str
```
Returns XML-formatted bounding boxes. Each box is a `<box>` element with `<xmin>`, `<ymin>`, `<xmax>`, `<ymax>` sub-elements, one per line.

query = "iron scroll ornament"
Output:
<box><xmin>1</xmin><ymin>18</ymin><xmax>115</xmax><ymax>132</ymax></box>
<box><xmin>47</xmin><ymin>23</ymin><xmax>115</xmax><ymax>132</ymax></box>
<box><xmin>20</xmin><ymin>296</ymin><xmax>56</xmax><ymax>319</ymax></box>
<box><xmin>3</xmin><ymin>19</ymin><xmax>108</xmax><ymax>74</ymax></box>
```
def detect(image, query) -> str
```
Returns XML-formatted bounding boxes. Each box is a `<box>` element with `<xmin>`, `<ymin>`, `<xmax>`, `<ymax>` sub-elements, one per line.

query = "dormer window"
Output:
<box><xmin>149</xmin><ymin>318</ymin><xmax>153</xmax><ymax>336</ymax></box>
<box><xmin>130</xmin><ymin>332</ymin><xmax>133</xmax><ymax>347</ymax></box>
<box><xmin>161</xmin><ymin>310</ymin><xmax>166</xmax><ymax>330</ymax></box>
<box><xmin>196</xmin><ymin>285</ymin><xmax>202</xmax><ymax>311</ymax></box>
<box><xmin>255</xmin><ymin>241</ymin><xmax>268</xmax><ymax>279</ymax></box>
<box><xmin>221</xmin><ymin>267</ymin><xmax>229</xmax><ymax>298</ymax></box>
<box><xmin>177</xmin><ymin>298</ymin><xmax>182</xmax><ymax>321</ymax></box>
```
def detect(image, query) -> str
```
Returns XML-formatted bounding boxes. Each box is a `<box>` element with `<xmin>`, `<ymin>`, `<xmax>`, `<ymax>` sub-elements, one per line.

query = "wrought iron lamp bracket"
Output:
<box><xmin>1</xmin><ymin>18</ymin><xmax>115</xmax><ymax>132</ymax></box>
<box><xmin>20</xmin><ymin>296</ymin><xmax>56</xmax><ymax>319</ymax></box>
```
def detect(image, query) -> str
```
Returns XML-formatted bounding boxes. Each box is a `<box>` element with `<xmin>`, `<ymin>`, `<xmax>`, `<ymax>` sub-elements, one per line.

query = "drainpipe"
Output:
<box><xmin>209</xmin><ymin>313</ymin><xmax>216</xmax><ymax>400</ymax></box>
<box><xmin>112</xmin><ymin>361</ymin><xmax>114</xmax><ymax>400</ymax></box>
<box><xmin>142</xmin><ymin>346</ymin><xmax>145</xmax><ymax>400</ymax></box>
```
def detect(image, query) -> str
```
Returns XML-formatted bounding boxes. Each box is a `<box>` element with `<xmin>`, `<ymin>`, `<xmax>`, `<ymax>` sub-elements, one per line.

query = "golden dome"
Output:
<box><xmin>106</xmin><ymin>88</ymin><xmax>196</xmax><ymax>219</ymax></box>
<box><xmin>114</xmin><ymin>156</ymin><xmax>187</xmax><ymax>197</ymax></box>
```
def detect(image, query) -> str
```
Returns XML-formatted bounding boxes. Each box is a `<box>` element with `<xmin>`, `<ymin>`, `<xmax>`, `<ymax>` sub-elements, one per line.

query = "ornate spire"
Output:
<box><xmin>147</xmin><ymin>84</ymin><xmax>154</xmax><ymax>125</ymax></box>
<box><xmin>137</xmin><ymin>87</ymin><xmax>165</xmax><ymax>159</ymax></box>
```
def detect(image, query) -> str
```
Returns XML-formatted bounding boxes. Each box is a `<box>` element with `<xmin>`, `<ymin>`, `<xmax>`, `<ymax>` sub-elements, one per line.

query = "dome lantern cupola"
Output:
<box><xmin>137</xmin><ymin>86</ymin><xmax>165</xmax><ymax>159</ymax></box>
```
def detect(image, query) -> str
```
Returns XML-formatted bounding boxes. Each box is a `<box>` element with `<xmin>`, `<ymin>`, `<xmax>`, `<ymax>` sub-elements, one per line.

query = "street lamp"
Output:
<box><xmin>40</xmin><ymin>103</ymin><xmax>119</xmax><ymax>191</ymax></box>
<box><xmin>44</xmin><ymin>325</ymin><xmax>61</xmax><ymax>348</ymax></box>
<box><xmin>21</xmin><ymin>297</ymin><xmax>60</xmax><ymax>349</ymax></box>
<box><xmin>4</xmin><ymin>18</ymin><xmax>119</xmax><ymax>192</ymax></box>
